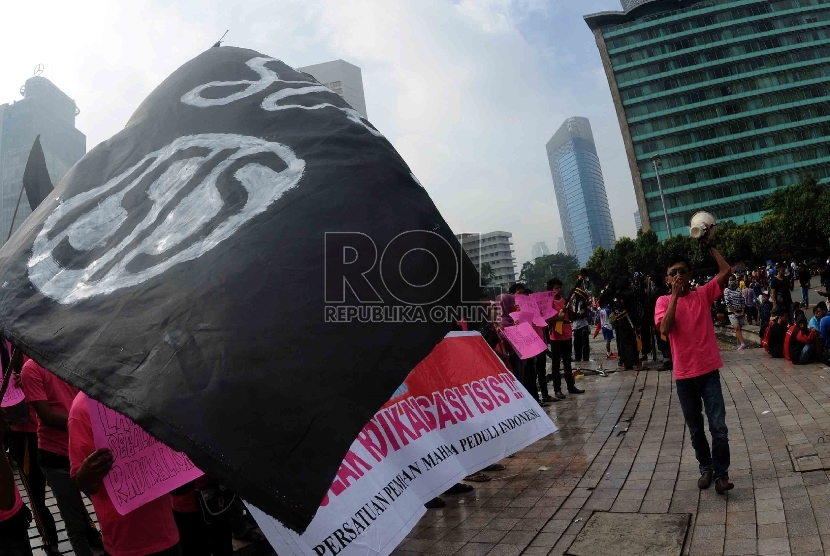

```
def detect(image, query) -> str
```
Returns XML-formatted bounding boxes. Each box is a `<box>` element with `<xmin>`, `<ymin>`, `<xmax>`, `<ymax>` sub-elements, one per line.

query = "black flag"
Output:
<box><xmin>0</xmin><ymin>47</ymin><xmax>479</xmax><ymax>532</ymax></box>
<box><xmin>23</xmin><ymin>136</ymin><xmax>53</xmax><ymax>211</ymax></box>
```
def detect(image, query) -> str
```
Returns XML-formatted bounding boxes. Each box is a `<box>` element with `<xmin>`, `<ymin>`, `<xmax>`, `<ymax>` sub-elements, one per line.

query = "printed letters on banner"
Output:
<box><xmin>248</xmin><ymin>332</ymin><xmax>557</xmax><ymax>556</ymax></box>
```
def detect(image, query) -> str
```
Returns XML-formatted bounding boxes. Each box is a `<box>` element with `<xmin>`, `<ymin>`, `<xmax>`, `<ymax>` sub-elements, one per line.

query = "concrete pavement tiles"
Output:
<box><xmin>395</xmin><ymin>344</ymin><xmax>830</xmax><ymax>556</ymax></box>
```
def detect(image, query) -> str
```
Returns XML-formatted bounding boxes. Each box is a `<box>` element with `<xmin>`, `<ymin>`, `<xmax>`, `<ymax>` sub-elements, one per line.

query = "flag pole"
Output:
<box><xmin>7</xmin><ymin>180</ymin><xmax>26</xmax><ymax>242</ymax></box>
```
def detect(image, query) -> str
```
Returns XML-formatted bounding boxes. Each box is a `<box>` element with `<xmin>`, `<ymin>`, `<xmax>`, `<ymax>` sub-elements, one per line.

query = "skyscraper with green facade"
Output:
<box><xmin>585</xmin><ymin>0</ymin><xmax>830</xmax><ymax>239</ymax></box>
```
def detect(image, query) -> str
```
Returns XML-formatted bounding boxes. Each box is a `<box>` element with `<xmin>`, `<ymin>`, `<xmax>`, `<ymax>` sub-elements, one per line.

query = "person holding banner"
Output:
<box><xmin>69</xmin><ymin>391</ymin><xmax>182</xmax><ymax>556</ymax></box>
<box><xmin>0</xmin><ymin>407</ymin><xmax>34</xmax><ymax>556</ymax></box>
<box><xmin>20</xmin><ymin>359</ymin><xmax>101</xmax><ymax>556</ymax></box>
<box><xmin>546</xmin><ymin>278</ymin><xmax>584</xmax><ymax>399</ymax></box>
<box><xmin>496</xmin><ymin>293</ymin><xmax>527</xmax><ymax>390</ymax></box>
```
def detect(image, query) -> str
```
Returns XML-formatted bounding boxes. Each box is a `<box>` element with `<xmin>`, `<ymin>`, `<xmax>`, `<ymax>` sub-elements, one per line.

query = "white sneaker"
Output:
<box><xmin>737</xmin><ymin>343</ymin><xmax>747</xmax><ymax>350</ymax></box>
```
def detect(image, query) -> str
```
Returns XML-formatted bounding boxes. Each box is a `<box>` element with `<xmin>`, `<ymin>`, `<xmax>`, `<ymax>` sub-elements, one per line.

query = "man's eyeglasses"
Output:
<box><xmin>668</xmin><ymin>268</ymin><xmax>689</xmax><ymax>277</ymax></box>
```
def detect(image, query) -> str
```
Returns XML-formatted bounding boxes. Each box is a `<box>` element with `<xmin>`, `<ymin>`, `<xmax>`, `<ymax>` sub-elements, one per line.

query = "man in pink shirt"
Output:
<box><xmin>69</xmin><ymin>391</ymin><xmax>181</xmax><ymax>556</ymax></box>
<box><xmin>655</xmin><ymin>244</ymin><xmax>733</xmax><ymax>494</ymax></box>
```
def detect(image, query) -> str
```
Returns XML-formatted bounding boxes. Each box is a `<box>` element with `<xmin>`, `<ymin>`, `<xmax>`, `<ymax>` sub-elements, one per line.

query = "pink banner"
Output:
<box><xmin>509</xmin><ymin>311</ymin><xmax>548</xmax><ymax>328</ymax></box>
<box><xmin>513</xmin><ymin>294</ymin><xmax>537</xmax><ymax>314</ymax></box>
<box><xmin>530</xmin><ymin>291</ymin><xmax>558</xmax><ymax>321</ymax></box>
<box><xmin>87</xmin><ymin>397</ymin><xmax>203</xmax><ymax>515</ymax></box>
<box><xmin>502</xmin><ymin>322</ymin><xmax>548</xmax><ymax>359</ymax></box>
<box><xmin>1</xmin><ymin>375</ymin><xmax>25</xmax><ymax>407</ymax></box>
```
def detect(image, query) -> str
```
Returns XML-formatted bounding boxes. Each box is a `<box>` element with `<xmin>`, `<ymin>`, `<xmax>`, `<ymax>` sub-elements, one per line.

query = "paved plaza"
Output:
<box><xmin>395</xmin><ymin>338</ymin><xmax>830</xmax><ymax>556</ymax></box>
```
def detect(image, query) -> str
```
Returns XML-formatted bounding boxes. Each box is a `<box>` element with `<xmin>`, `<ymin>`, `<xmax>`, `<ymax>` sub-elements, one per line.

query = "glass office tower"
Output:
<box><xmin>546</xmin><ymin>117</ymin><xmax>617</xmax><ymax>266</ymax></box>
<box><xmin>585</xmin><ymin>0</ymin><xmax>830</xmax><ymax>239</ymax></box>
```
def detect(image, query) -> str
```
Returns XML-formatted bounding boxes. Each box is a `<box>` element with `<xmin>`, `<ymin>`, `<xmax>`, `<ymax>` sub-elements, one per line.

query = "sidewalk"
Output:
<box><xmin>395</xmin><ymin>338</ymin><xmax>830</xmax><ymax>556</ymax></box>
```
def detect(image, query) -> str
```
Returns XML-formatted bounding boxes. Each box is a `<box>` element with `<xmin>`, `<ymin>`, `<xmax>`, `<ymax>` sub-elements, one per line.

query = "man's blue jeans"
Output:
<box><xmin>675</xmin><ymin>370</ymin><xmax>730</xmax><ymax>479</ymax></box>
<box><xmin>802</xmin><ymin>285</ymin><xmax>810</xmax><ymax>307</ymax></box>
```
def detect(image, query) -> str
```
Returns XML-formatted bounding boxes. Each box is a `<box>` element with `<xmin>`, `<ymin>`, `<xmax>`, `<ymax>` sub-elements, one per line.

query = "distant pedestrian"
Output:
<box><xmin>771</xmin><ymin>263</ymin><xmax>794</xmax><ymax>322</ymax></box>
<box><xmin>655</xmin><ymin>242</ymin><xmax>734</xmax><ymax>495</ymax></box>
<box><xmin>798</xmin><ymin>263</ymin><xmax>812</xmax><ymax>308</ymax></box>
<box><xmin>724</xmin><ymin>278</ymin><xmax>747</xmax><ymax>350</ymax></box>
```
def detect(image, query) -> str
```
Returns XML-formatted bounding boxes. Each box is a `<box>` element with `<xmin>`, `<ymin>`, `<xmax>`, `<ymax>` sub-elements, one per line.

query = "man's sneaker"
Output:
<box><xmin>567</xmin><ymin>386</ymin><xmax>585</xmax><ymax>394</ymax></box>
<box><xmin>607</xmin><ymin>353</ymin><xmax>617</xmax><ymax>359</ymax></box>
<box><xmin>715</xmin><ymin>477</ymin><xmax>734</xmax><ymax>494</ymax></box>
<box><xmin>737</xmin><ymin>343</ymin><xmax>747</xmax><ymax>350</ymax></box>
<box><xmin>698</xmin><ymin>470</ymin><xmax>713</xmax><ymax>489</ymax></box>
<box><xmin>555</xmin><ymin>391</ymin><xmax>566</xmax><ymax>400</ymax></box>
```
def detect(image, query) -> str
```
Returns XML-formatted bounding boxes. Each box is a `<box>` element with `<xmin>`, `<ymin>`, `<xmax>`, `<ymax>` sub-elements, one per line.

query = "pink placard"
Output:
<box><xmin>87</xmin><ymin>397</ymin><xmax>203</xmax><ymax>515</ymax></box>
<box><xmin>1</xmin><ymin>375</ymin><xmax>25</xmax><ymax>407</ymax></box>
<box><xmin>531</xmin><ymin>291</ymin><xmax>558</xmax><ymax>321</ymax></box>
<box><xmin>502</xmin><ymin>322</ymin><xmax>548</xmax><ymax>360</ymax></box>
<box><xmin>513</xmin><ymin>294</ymin><xmax>537</xmax><ymax>314</ymax></box>
<box><xmin>509</xmin><ymin>311</ymin><xmax>548</xmax><ymax>328</ymax></box>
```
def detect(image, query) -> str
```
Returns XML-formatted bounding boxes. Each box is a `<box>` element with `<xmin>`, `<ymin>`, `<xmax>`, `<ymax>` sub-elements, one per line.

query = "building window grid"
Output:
<box><xmin>605</xmin><ymin>0</ymin><xmax>828</xmax><ymax>50</ymax></box>
<box><xmin>638</xmin><ymin>124</ymin><xmax>830</xmax><ymax>174</ymax></box>
<box><xmin>618</xmin><ymin>40</ymin><xmax>830</xmax><ymax>91</ymax></box>
<box><xmin>610</xmin><ymin>10</ymin><xmax>830</xmax><ymax>68</ymax></box>
<box><xmin>625</xmin><ymin>66</ymin><xmax>830</xmax><ymax>121</ymax></box>
<box><xmin>631</xmin><ymin>95</ymin><xmax>830</xmax><ymax>144</ymax></box>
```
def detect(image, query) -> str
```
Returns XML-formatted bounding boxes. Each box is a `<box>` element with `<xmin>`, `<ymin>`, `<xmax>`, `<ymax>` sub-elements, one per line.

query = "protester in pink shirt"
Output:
<box><xmin>8</xmin><ymin>354</ymin><xmax>59</xmax><ymax>555</ymax></box>
<box><xmin>69</xmin><ymin>391</ymin><xmax>181</xmax><ymax>556</ymax></box>
<box><xmin>655</xmin><ymin>242</ymin><xmax>734</xmax><ymax>495</ymax></box>
<box><xmin>20</xmin><ymin>359</ymin><xmax>101</xmax><ymax>556</ymax></box>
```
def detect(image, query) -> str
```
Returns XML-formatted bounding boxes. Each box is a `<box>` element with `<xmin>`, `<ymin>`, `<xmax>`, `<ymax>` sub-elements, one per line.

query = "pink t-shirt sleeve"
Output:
<box><xmin>701</xmin><ymin>278</ymin><xmax>725</xmax><ymax>305</ymax></box>
<box><xmin>20</xmin><ymin>360</ymin><xmax>47</xmax><ymax>403</ymax></box>
<box><xmin>68</xmin><ymin>392</ymin><xmax>94</xmax><ymax>478</ymax></box>
<box><xmin>654</xmin><ymin>295</ymin><xmax>669</xmax><ymax>327</ymax></box>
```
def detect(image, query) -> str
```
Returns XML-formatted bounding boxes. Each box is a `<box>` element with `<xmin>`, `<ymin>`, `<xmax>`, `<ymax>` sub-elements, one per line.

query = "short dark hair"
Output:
<box><xmin>547</xmin><ymin>278</ymin><xmax>562</xmax><ymax>290</ymax></box>
<box><xmin>508</xmin><ymin>283</ymin><xmax>526</xmax><ymax>294</ymax></box>
<box><xmin>816</xmin><ymin>301</ymin><xmax>828</xmax><ymax>312</ymax></box>
<box><xmin>776</xmin><ymin>262</ymin><xmax>787</xmax><ymax>269</ymax></box>
<box><xmin>666</xmin><ymin>254</ymin><xmax>691</xmax><ymax>272</ymax></box>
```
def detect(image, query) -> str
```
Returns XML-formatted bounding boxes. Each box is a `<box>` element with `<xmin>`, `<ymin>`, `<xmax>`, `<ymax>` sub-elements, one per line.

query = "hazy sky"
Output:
<box><xmin>0</xmin><ymin>0</ymin><xmax>634</xmax><ymax>269</ymax></box>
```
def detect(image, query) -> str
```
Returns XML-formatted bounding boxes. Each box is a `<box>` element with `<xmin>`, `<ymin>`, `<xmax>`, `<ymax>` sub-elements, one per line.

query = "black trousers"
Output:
<box><xmin>535</xmin><ymin>352</ymin><xmax>550</xmax><ymax>400</ymax></box>
<box><xmin>7</xmin><ymin>431</ymin><xmax>58</xmax><ymax>550</ymax></box>
<box><xmin>174</xmin><ymin>510</ymin><xmax>233</xmax><ymax>556</ymax></box>
<box><xmin>616</xmin><ymin>321</ymin><xmax>639</xmax><ymax>368</ymax></box>
<box><xmin>549</xmin><ymin>339</ymin><xmax>575</xmax><ymax>393</ymax></box>
<box><xmin>572</xmin><ymin>327</ymin><xmax>590</xmax><ymax>362</ymax></box>
<box><xmin>521</xmin><ymin>355</ymin><xmax>541</xmax><ymax>402</ymax></box>
<box><xmin>0</xmin><ymin>505</ymin><xmax>32</xmax><ymax>556</ymax></box>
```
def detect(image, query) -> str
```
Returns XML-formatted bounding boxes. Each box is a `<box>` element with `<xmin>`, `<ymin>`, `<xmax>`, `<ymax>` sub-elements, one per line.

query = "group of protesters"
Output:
<box><xmin>0</xmin><ymin>347</ymin><xmax>264</xmax><ymax>556</ymax></box>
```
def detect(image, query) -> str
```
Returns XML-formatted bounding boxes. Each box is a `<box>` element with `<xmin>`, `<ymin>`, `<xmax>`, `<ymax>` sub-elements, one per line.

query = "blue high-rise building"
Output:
<box><xmin>545</xmin><ymin>117</ymin><xmax>616</xmax><ymax>266</ymax></box>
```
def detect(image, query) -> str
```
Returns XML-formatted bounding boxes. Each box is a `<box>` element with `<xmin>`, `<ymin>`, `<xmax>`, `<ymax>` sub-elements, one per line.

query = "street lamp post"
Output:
<box><xmin>651</xmin><ymin>155</ymin><xmax>672</xmax><ymax>238</ymax></box>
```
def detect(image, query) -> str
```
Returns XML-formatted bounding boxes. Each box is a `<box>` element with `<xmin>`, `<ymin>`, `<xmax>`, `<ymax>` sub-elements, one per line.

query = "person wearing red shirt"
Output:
<box><xmin>0</xmin><ymin>408</ymin><xmax>33</xmax><ymax>555</ymax></box>
<box><xmin>20</xmin><ymin>359</ymin><xmax>100</xmax><ymax>556</ymax></box>
<box><xmin>656</xmin><ymin>242</ymin><xmax>734</xmax><ymax>495</ymax></box>
<box><xmin>69</xmin><ymin>391</ymin><xmax>181</xmax><ymax>556</ymax></box>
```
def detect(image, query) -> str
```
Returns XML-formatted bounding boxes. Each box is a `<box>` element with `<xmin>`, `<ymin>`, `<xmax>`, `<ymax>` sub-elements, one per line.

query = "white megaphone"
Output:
<box><xmin>689</xmin><ymin>211</ymin><xmax>716</xmax><ymax>240</ymax></box>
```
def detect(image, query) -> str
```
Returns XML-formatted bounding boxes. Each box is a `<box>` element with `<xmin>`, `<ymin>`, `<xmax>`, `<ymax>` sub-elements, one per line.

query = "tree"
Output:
<box><xmin>480</xmin><ymin>262</ymin><xmax>496</xmax><ymax>286</ymax></box>
<box><xmin>763</xmin><ymin>176</ymin><xmax>828</xmax><ymax>257</ymax></box>
<box><xmin>518</xmin><ymin>253</ymin><xmax>580</xmax><ymax>293</ymax></box>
